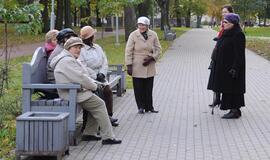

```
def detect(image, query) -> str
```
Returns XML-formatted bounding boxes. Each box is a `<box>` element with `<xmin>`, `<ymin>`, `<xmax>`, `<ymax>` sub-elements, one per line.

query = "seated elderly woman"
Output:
<box><xmin>79</xmin><ymin>26</ymin><xmax>119</xmax><ymax>127</ymax></box>
<box><xmin>50</xmin><ymin>37</ymin><xmax>121</xmax><ymax>144</ymax></box>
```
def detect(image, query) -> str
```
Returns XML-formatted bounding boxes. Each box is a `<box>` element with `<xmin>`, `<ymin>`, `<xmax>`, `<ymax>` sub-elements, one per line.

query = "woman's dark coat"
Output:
<box><xmin>207</xmin><ymin>26</ymin><xmax>246</xmax><ymax>94</ymax></box>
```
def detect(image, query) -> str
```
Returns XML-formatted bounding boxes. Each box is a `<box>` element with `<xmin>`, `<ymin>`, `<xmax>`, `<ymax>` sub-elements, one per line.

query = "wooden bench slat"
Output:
<box><xmin>23</xmin><ymin>83</ymin><xmax>81</xmax><ymax>89</ymax></box>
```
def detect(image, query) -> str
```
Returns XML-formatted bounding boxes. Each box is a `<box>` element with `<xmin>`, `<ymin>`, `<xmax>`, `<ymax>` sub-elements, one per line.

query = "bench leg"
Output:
<box><xmin>69</xmin><ymin>131</ymin><xmax>78</xmax><ymax>146</ymax></box>
<box><xmin>15</xmin><ymin>154</ymin><xmax>21</xmax><ymax>160</ymax></box>
<box><xmin>116</xmin><ymin>84</ymin><xmax>122</xmax><ymax>97</ymax></box>
<box><xmin>56</xmin><ymin>153</ymin><xmax>62</xmax><ymax>160</ymax></box>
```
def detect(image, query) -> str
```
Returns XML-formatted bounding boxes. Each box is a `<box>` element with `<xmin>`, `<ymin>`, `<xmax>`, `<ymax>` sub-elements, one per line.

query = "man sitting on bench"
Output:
<box><xmin>79</xmin><ymin>26</ymin><xmax>119</xmax><ymax>127</ymax></box>
<box><xmin>50</xmin><ymin>37</ymin><xmax>121</xmax><ymax>144</ymax></box>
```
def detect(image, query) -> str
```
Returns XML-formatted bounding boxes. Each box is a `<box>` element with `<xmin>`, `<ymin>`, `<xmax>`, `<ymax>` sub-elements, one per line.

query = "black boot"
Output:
<box><xmin>222</xmin><ymin>109</ymin><xmax>241</xmax><ymax>119</ymax></box>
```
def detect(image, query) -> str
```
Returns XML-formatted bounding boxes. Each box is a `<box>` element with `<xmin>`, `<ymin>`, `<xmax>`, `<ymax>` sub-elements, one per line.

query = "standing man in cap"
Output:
<box><xmin>125</xmin><ymin>16</ymin><xmax>161</xmax><ymax>114</ymax></box>
<box><xmin>79</xmin><ymin>26</ymin><xmax>119</xmax><ymax>127</ymax></box>
<box><xmin>50</xmin><ymin>37</ymin><xmax>122</xmax><ymax>144</ymax></box>
<box><xmin>207</xmin><ymin>13</ymin><xmax>246</xmax><ymax>119</ymax></box>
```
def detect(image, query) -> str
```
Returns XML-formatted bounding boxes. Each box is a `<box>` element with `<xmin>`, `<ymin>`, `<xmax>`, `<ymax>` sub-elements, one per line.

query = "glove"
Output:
<box><xmin>228</xmin><ymin>69</ymin><xmax>237</xmax><ymax>78</ymax></box>
<box><xmin>96</xmin><ymin>73</ymin><xmax>106</xmax><ymax>82</ymax></box>
<box><xmin>143</xmin><ymin>56</ymin><xmax>154</xmax><ymax>66</ymax></box>
<box><xmin>208</xmin><ymin>60</ymin><xmax>214</xmax><ymax>69</ymax></box>
<box><xmin>95</xmin><ymin>83</ymin><xmax>105</xmax><ymax>93</ymax></box>
<box><xmin>213</xmin><ymin>37</ymin><xmax>219</xmax><ymax>41</ymax></box>
<box><xmin>127</xmin><ymin>65</ymin><xmax>132</xmax><ymax>76</ymax></box>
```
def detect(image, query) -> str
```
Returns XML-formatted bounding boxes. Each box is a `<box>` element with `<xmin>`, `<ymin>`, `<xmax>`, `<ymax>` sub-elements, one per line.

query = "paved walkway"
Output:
<box><xmin>65</xmin><ymin>28</ymin><xmax>270</xmax><ymax>160</ymax></box>
<box><xmin>0</xmin><ymin>29</ymin><xmax>124</xmax><ymax>59</ymax></box>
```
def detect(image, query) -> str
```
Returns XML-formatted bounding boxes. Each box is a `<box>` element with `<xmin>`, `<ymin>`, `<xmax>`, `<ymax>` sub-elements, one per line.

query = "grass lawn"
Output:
<box><xmin>244</xmin><ymin>27</ymin><xmax>270</xmax><ymax>60</ymax></box>
<box><xmin>0</xmin><ymin>27</ymin><xmax>189</xmax><ymax>159</ymax></box>
<box><xmin>246</xmin><ymin>39</ymin><xmax>270</xmax><ymax>60</ymax></box>
<box><xmin>244</xmin><ymin>27</ymin><xmax>270</xmax><ymax>37</ymax></box>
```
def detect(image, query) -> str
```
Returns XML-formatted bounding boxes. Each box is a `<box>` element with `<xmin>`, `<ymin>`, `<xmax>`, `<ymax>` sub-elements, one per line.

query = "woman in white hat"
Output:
<box><xmin>125</xmin><ymin>16</ymin><xmax>162</xmax><ymax>114</ymax></box>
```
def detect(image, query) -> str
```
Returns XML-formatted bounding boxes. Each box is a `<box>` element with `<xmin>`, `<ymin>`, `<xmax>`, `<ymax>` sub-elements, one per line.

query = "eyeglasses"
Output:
<box><xmin>138</xmin><ymin>23</ymin><xmax>147</xmax><ymax>27</ymax></box>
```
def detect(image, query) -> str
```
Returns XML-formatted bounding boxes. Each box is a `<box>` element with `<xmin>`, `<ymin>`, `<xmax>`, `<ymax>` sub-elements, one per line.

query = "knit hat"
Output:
<box><xmin>80</xmin><ymin>26</ymin><xmax>97</xmax><ymax>40</ymax></box>
<box><xmin>64</xmin><ymin>37</ymin><xmax>84</xmax><ymax>50</ymax></box>
<box><xmin>224</xmin><ymin>13</ymin><xmax>240</xmax><ymax>25</ymax></box>
<box><xmin>137</xmin><ymin>16</ymin><xmax>150</xmax><ymax>25</ymax></box>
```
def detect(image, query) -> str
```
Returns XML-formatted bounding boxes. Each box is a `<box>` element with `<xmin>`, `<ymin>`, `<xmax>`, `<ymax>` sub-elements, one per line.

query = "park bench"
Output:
<box><xmin>21</xmin><ymin>47</ymin><xmax>125</xmax><ymax>146</ymax></box>
<box><xmin>164</xmin><ymin>25</ymin><xmax>176</xmax><ymax>41</ymax></box>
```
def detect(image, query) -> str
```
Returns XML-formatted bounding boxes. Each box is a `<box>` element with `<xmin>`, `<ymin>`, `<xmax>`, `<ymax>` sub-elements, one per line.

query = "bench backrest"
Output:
<box><xmin>23</xmin><ymin>47</ymin><xmax>48</xmax><ymax>84</ymax></box>
<box><xmin>164</xmin><ymin>25</ymin><xmax>170</xmax><ymax>34</ymax></box>
<box><xmin>163</xmin><ymin>25</ymin><xmax>176</xmax><ymax>41</ymax></box>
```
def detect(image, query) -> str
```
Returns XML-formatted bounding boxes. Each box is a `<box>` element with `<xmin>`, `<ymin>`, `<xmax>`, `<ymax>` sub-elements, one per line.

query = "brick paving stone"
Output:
<box><xmin>62</xmin><ymin>28</ymin><xmax>270</xmax><ymax>160</ymax></box>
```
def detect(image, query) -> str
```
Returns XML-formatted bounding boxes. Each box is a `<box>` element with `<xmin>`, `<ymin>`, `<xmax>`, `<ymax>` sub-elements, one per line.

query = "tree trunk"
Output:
<box><xmin>40</xmin><ymin>0</ymin><xmax>49</xmax><ymax>32</ymax></box>
<box><xmin>175</xmin><ymin>0</ymin><xmax>182</xmax><ymax>27</ymax></box>
<box><xmin>80</xmin><ymin>0</ymin><xmax>91</xmax><ymax>27</ymax></box>
<box><xmin>96</xmin><ymin>5</ymin><xmax>102</xmax><ymax>27</ymax></box>
<box><xmin>80</xmin><ymin>6</ymin><xmax>86</xmax><ymax>27</ymax></box>
<box><xmin>85</xmin><ymin>0</ymin><xmax>91</xmax><ymax>25</ymax></box>
<box><xmin>56</xmin><ymin>0</ymin><xmax>64</xmax><ymax>30</ymax></box>
<box><xmin>73</xmin><ymin>7</ymin><xmax>78</xmax><ymax>27</ymax></box>
<box><xmin>64</xmin><ymin>0</ymin><xmax>71</xmax><ymax>28</ymax></box>
<box><xmin>156</xmin><ymin>0</ymin><xmax>170</xmax><ymax>30</ymax></box>
<box><xmin>196</xmin><ymin>15</ymin><xmax>202</xmax><ymax>28</ymax></box>
<box><xmin>124</xmin><ymin>6</ymin><xmax>136</xmax><ymax>41</ymax></box>
<box><xmin>185</xmin><ymin>9</ymin><xmax>191</xmax><ymax>28</ymax></box>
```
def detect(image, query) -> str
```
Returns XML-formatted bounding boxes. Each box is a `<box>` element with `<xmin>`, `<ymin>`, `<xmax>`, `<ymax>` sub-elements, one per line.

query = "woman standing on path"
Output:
<box><xmin>125</xmin><ymin>16</ymin><xmax>161</xmax><ymax>114</ymax></box>
<box><xmin>208</xmin><ymin>13</ymin><xmax>246</xmax><ymax>119</ymax></box>
<box><xmin>208</xmin><ymin>5</ymin><xmax>234</xmax><ymax>108</ymax></box>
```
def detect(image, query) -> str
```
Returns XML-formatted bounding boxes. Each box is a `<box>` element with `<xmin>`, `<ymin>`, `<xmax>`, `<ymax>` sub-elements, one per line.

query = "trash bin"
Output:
<box><xmin>15</xmin><ymin>112</ymin><xmax>69</xmax><ymax>160</ymax></box>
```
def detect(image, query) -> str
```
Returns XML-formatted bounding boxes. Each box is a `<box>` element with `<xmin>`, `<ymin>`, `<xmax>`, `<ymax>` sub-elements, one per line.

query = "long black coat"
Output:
<box><xmin>207</xmin><ymin>26</ymin><xmax>246</xmax><ymax>94</ymax></box>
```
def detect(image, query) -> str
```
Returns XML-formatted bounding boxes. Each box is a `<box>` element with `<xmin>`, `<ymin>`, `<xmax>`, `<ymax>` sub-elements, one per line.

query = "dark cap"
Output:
<box><xmin>56</xmin><ymin>28</ymin><xmax>78</xmax><ymax>44</ymax></box>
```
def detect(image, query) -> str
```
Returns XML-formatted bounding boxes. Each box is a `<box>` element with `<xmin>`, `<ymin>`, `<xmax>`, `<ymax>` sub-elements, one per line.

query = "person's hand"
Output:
<box><xmin>228</xmin><ymin>69</ymin><xmax>237</xmax><ymax>78</ymax></box>
<box><xmin>96</xmin><ymin>83</ymin><xmax>105</xmax><ymax>90</ymax></box>
<box><xmin>143</xmin><ymin>56</ymin><xmax>154</xmax><ymax>66</ymax></box>
<box><xmin>96</xmin><ymin>73</ymin><xmax>106</xmax><ymax>82</ymax></box>
<box><xmin>127</xmin><ymin>65</ymin><xmax>132</xmax><ymax>76</ymax></box>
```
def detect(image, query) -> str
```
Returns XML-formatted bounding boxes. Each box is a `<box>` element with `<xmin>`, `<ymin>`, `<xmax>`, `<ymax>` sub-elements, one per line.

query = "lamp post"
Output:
<box><xmin>115</xmin><ymin>15</ymin><xmax>120</xmax><ymax>45</ymax></box>
<box><xmin>50</xmin><ymin>0</ymin><xmax>55</xmax><ymax>30</ymax></box>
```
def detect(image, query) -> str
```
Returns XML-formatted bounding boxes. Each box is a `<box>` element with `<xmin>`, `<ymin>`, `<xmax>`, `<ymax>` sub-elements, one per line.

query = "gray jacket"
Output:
<box><xmin>50</xmin><ymin>49</ymin><xmax>97</xmax><ymax>103</ymax></box>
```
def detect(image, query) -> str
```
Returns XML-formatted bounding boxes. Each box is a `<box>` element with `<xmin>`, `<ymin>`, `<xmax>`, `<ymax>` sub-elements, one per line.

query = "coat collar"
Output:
<box><xmin>222</xmin><ymin>25</ymin><xmax>242</xmax><ymax>37</ymax></box>
<box><xmin>134</xmin><ymin>29</ymin><xmax>154</xmax><ymax>41</ymax></box>
<box><xmin>84</xmin><ymin>43</ymin><xmax>97</xmax><ymax>50</ymax></box>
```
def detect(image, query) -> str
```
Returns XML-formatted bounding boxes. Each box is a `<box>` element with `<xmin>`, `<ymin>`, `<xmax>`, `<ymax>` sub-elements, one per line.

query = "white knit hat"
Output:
<box><xmin>137</xmin><ymin>16</ymin><xmax>150</xmax><ymax>25</ymax></box>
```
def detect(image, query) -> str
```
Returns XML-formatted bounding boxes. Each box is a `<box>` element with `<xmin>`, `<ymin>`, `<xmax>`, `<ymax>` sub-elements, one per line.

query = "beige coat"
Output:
<box><xmin>50</xmin><ymin>50</ymin><xmax>97</xmax><ymax>103</ymax></box>
<box><xmin>125</xmin><ymin>29</ymin><xmax>161</xmax><ymax>78</ymax></box>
